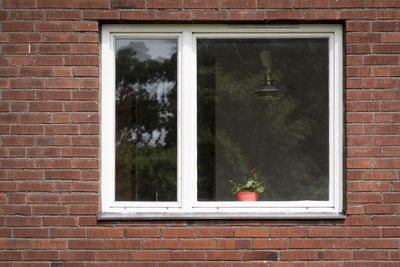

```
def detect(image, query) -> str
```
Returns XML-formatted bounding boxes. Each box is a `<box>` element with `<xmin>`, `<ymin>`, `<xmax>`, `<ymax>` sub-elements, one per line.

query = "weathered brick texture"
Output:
<box><xmin>0</xmin><ymin>0</ymin><xmax>400</xmax><ymax>265</ymax></box>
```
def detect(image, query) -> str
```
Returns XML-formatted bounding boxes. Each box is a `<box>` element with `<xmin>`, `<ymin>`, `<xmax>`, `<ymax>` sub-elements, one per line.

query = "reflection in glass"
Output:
<box><xmin>197</xmin><ymin>38</ymin><xmax>329</xmax><ymax>201</ymax></box>
<box><xmin>115</xmin><ymin>38</ymin><xmax>177</xmax><ymax>201</ymax></box>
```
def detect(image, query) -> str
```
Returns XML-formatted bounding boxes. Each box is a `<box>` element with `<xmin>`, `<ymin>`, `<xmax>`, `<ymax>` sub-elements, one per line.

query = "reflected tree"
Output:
<box><xmin>115</xmin><ymin>40</ymin><xmax>177</xmax><ymax>201</ymax></box>
<box><xmin>197</xmin><ymin>39</ymin><xmax>329</xmax><ymax>201</ymax></box>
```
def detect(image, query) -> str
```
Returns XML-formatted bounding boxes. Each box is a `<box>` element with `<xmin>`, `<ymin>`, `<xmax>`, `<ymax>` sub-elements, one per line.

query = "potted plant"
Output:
<box><xmin>230</xmin><ymin>168</ymin><xmax>265</xmax><ymax>201</ymax></box>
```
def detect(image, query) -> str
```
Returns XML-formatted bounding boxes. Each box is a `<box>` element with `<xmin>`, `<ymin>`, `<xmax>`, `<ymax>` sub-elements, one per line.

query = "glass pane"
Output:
<box><xmin>197</xmin><ymin>38</ymin><xmax>329</xmax><ymax>201</ymax></box>
<box><xmin>115</xmin><ymin>38</ymin><xmax>177</xmax><ymax>201</ymax></box>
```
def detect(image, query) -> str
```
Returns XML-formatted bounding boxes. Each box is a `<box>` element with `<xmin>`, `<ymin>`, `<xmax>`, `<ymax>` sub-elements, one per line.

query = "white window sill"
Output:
<box><xmin>98</xmin><ymin>210</ymin><xmax>346</xmax><ymax>220</ymax></box>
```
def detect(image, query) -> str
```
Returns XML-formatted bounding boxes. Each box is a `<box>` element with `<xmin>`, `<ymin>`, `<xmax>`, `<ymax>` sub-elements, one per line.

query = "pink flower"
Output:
<box><xmin>251</xmin><ymin>168</ymin><xmax>256</xmax><ymax>173</ymax></box>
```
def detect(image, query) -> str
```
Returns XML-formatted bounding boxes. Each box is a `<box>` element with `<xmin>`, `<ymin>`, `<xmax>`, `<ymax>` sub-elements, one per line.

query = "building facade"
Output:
<box><xmin>1</xmin><ymin>0</ymin><xmax>400</xmax><ymax>265</ymax></box>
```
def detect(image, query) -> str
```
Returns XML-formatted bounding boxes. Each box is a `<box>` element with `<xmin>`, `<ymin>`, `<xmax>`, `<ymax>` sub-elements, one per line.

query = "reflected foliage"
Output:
<box><xmin>115</xmin><ymin>39</ymin><xmax>177</xmax><ymax>201</ymax></box>
<box><xmin>197</xmin><ymin>39</ymin><xmax>329</xmax><ymax>201</ymax></box>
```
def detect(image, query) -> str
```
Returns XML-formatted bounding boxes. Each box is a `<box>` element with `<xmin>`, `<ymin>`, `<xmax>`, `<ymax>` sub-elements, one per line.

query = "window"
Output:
<box><xmin>100</xmin><ymin>24</ymin><xmax>344</xmax><ymax>219</ymax></box>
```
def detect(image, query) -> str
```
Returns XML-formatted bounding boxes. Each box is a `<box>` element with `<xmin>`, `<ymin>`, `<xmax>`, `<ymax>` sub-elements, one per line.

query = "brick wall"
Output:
<box><xmin>1</xmin><ymin>0</ymin><xmax>400</xmax><ymax>265</ymax></box>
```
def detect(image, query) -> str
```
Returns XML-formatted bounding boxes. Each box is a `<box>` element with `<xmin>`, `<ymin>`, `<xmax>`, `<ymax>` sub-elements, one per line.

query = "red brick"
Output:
<box><xmin>348</xmin><ymin>192</ymin><xmax>382</xmax><ymax>203</ymax></box>
<box><xmin>234</xmin><ymin>227</ymin><xmax>269</xmax><ymax>237</ymax></box>
<box><xmin>3</xmin><ymin>0</ymin><xmax>36</xmax><ymax>8</ymax></box>
<box><xmin>61</xmin><ymin>251</ymin><xmax>96</xmax><ymax>261</ymax></box>
<box><xmin>184</xmin><ymin>0</ymin><xmax>219</xmax><ymax>8</ymax></box>
<box><xmin>62</xmin><ymin>193</ymin><xmax>98</xmax><ymax>204</ymax></box>
<box><xmin>87</xmin><ymin>228</ymin><xmax>123</xmax><ymax>238</ymax></box>
<box><xmin>148</xmin><ymin>0</ymin><xmax>181</xmax><ymax>8</ymax></box>
<box><xmin>6</xmin><ymin>216</ymin><xmax>42</xmax><ymax>227</ymax></box>
<box><xmin>44</xmin><ymin>33</ymin><xmax>79</xmax><ymax>43</ymax></box>
<box><xmin>253</xmin><ymin>239</ymin><xmax>287</xmax><ymax>249</ymax></box>
<box><xmin>366</xmin><ymin>56</ymin><xmax>399</xmax><ymax>65</ymax></box>
<box><xmin>73</xmin><ymin>22</ymin><xmax>99</xmax><ymax>32</ymax></box>
<box><xmin>162</xmin><ymin>228</ymin><xmax>196</xmax><ymax>238</ymax></box>
<box><xmin>134</xmin><ymin>251</ymin><xmax>169</xmax><ymax>260</ymax></box>
<box><xmin>72</xmin><ymin>44</ymin><xmax>99</xmax><ymax>54</ymax></box>
<box><xmin>198</xmin><ymin>227</ymin><xmax>232</xmax><ymax>237</ymax></box>
<box><xmin>35</xmin><ymin>159</ymin><xmax>71</xmax><ymax>169</ymax></box>
<box><xmin>32</xmin><ymin>205</ymin><xmax>68</xmax><ymax>215</ymax></box>
<box><xmin>268</xmin><ymin>10</ymin><xmax>302</xmax><ymax>20</ymax></box>
<box><xmin>125</xmin><ymin>228</ymin><xmax>160</xmax><ymax>238</ymax></box>
<box><xmin>383</xmin><ymin>228</ymin><xmax>400</xmax><ymax>237</ymax></box>
<box><xmin>331</xmin><ymin>0</ymin><xmax>364</xmax><ymax>7</ymax></box>
<box><xmin>364</xmin><ymin>239</ymin><xmax>398</xmax><ymax>249</ymax></box>
<box><xmin>290</xmin><ymin>239</ymin><xmax>324</xmax><ymax>249</ymax></box>
<box><xmin>37</xmin><ymin>44</ymin><xmax>71</xmax><ymax>54</ymax></box>
<box><xmin>36</xmin><ymin>136</ymin><xmax>71</xmax><ymax>146</ymax></box>
<box><xmin>120</xmin><ymin>10</ymin><xmax>156</xmax><ymax>20</ymax></box>
<box><xmin>2</xmin><ymin>44</ymin><xmax>30</xmax><ymax>54</ymax></box>
<box><xmin>18</xmin><ymin>182</ymin><xmax>52</xmax><ymax>192</ymax></box>
<box><xmin>221</xmin><ymin>0</ymin><xmax>256</xmax><ymax>8</ymax></box>
<box><xmin>29</xmin><ymin>56</ymin><xmax>63</xmax><ymax>66</ymax></box>
<box><xmin>37</xmin><ymin>90</ymin><xmax>71</xmax><ymax>100</ymax></box>
<box><xmin>37</xmin><ymin>22</ymin><xmax>73</xmax><ymax>32</ymax></box>
<box><xmin>294</xmin><ymin>0</ymin><xmax>329</xmax><ymax>8</ymax></box>
<box><xmin>303</xmin><ymin>10</ymin><xmax>340</xmax><ymax>20</ymax></box>
<box><xmin>111</xmin><ymin>0</ymin><xmax>146</xmax><ymax>8</ymax></box>
<box><xmin>42</xmin><ymin>216</ymin><xmax>77</xmax><ymax>226</ymax></box>
<box><xmin>373</xmin><ymin>21</ymin><xmax>400</xmax><ymax>32</ymax></box>
<box><xmin>9</xmin><ymin>33</ymin><xmax>42</xmax><ymax>43</ymax></box>
<box><xmin>38</xmin><ymin>0</ymin><xmax>73</xmax><ymax>8</ymax></box>
<box><xmin>45</xmin><ymin>125</ymin><xmax>79</xmax><ymax>135</ymax></box>
<box><xmin>55</xmin><ymin>67</ymin><xmax>73</xmax><ymax>77</ymax></box>
<box><xmin>281</xmin><ymin>250</ymin><xmax>316</xmax><ymax>261</ymax></box>
<box><xmin>346</xmin><ymin>55</ymin><xmax>363</xmax><ymax>66</ymax></box>
<box><xmin>216</xmin><ymin>239</ymin><xmax>251</xmax><ymax>249</ymax></box>
<box><xmin>50</xmin><ymin>228</ymin><xmax>85</xmax><ymax>238</ymax></box>
<box><xmin>2</xmin><ymin>22</ymin><xmax>34</xmax><ymax>32</ymax></box>
<box><xmin>80</xmin><ymin>125</ymin><xmax>99</xmax><ymax>135</ymax></box>
<box><xmin>106</xmin><ymin>240</ymin><xmax>141</xmax><ymax>249</ymax></box>
<box><xmin>46</xmin><ymin>10</ymin><xmax>81</xmax><ymax>20</ymax></box>
<box><xmin>308</xmin><ymin>228</ymin><xmax>344</xmax><ymax>238</ymax></box>
<box><xmin>193</xmin><ymin>11</ymin><xmax>230</xmax><ymax>21</ymax></box>
<box><xmin>75</xmin><ymin>0</ymin><xmax>109</xmax><ymax>8</ymax></box>
<box><xmin>326</xmin><ymin>239</ymin><xmax>361</xmax><ymax>249</ymax></box>
<box><xmin>71</xmin><ymin>113</ymin><xmax>99</xmax><ymax>123</ymax></box>
<box><xmin>82</xmin><ymin>10</ymin><xmax>119</xmax><ymax>20</ymax></box>
<box><xmin>206</xmin><ymin>250</ymin><xmax>241</xmax><ymax>260</ymax></box>
<box><xmin>354</xmin><ymin>250</ymin><xmax>388</xmax><ymax>260</ymax></box>
<box><xmin>317</xmin><ymin>250</ymin><xmax>352</xmax><ymax>260</ymax></box>
<box><xmin>0</xmin><ymin>114</ymin><xmax>18</xmax><ymax>123</ymax></box>
<box><xmin>143</xmin><ymin>240</ymin><xmax>179</xmax><ymax>249</ymax></box>
<box><xmin>347</xmin><ymin>33</ymin><xmax>382</xmax><ymax>44</ymax></box>
<box><xmin>69</xmin><ymin>240</ymin><xmax>104</xmax><ymax>249</ymax></box>
<box><xmin>28</xmin><ymin>193</ymin><xmax>60</xmax><ymax>204</ymax></box>
<box><xmin>65</xmin><ymin>56</ymin><xmax>99</xmax><ymax>66</ymax></box>
<box><xmin>157</xmin><ymin>11</ymin><xmax>192</xmax><ymax>21</ymax></box>
<box><xmin>347</xmin><ymin>147</ymin><xmax>381</xmax><ymax>157</ymax></box>
<box><xmin>47</xmin><ymin>79</ymin><xmax>79</xmax><ymax>89</ymax></box>
<box><xmin>180</xmin><ymin>239</ymin><xmax>215</xmax><ymax>249</ymax></box>
<box><xmin>81</xmin><ymin>33</ymin><xmax>99</xmax><ymax>43</ymax></box>
<box><xmin>341</xmin><ymin>10</ymin><xmax>376</xmax><ymax>20</ymax></box>
<box><xmin>63</xmin><ymin>148</ymin><xmax>98</xmax><ymax>158</ymax></box>
<box><xmin>0</xmin><ymin>251</ymin><xmax>22</xmax><ymax>261</ymax></box>
<box><xmin>259</xmin><ymin>0</ymin><xmax>292</xmax><ymax>8</ymax></box>
<box><xmin>32</xmin><ymin>240</ymin><xmax>67</xmax><ymax>250</ymax></box>
<box><xmin>14</xmin><ymin>228</ymin><xmax>48</xmax><ymax>238</ymax></box>
<box><xmin>97</xmin><ymin>251</ymin><xmax>133</xmax><ymax>261</ymax></box>
<box><xmin>0</xmin><ymin>240</ymin><xmax>30</xmax><ymax>249</ymax></box>
<box><xmin>8</xmin><ymin>10</ymin><xmax>44</xmax><ymax>20</ymax></box>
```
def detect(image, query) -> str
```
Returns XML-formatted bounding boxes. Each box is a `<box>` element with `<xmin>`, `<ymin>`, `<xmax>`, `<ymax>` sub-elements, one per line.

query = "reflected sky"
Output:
<box><xmin>116</xmin><ymin>38</ymin><xmax>177</xmax><ymax>62</ymax></box>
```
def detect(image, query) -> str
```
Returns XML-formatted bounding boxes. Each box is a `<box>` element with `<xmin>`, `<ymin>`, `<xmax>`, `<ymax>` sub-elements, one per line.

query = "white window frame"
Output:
<box><xmin>100</xmin><ymin>24</ymin><xmax>344</xmax><ymax>220</ymax></box>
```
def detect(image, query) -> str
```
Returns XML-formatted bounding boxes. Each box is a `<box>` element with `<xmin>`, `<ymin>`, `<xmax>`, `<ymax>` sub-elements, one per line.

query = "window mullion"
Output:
<box><xmin>180</xmin><ymin>31</ymin><xmax>197</xmax><ymax>210</ymax></box>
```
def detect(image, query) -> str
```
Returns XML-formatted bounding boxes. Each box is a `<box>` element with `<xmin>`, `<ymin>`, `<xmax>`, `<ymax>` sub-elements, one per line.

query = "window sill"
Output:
<box><xmin>98</xmin><ymin>211</ymin><xmax>346</xmax><ymax>220</ymax></box>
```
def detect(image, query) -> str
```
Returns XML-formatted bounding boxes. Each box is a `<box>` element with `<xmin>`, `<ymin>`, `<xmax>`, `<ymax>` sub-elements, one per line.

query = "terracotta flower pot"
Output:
<box><xmin>236</xmin><ymin>192</ymin><xmax>259</xmax><ymax>201</ymax></box>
